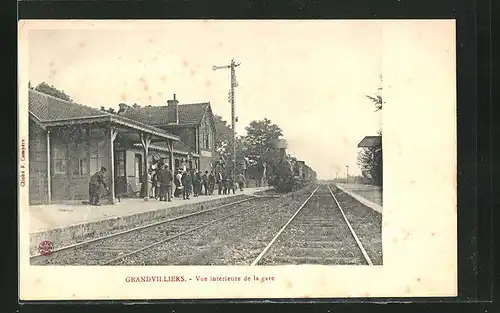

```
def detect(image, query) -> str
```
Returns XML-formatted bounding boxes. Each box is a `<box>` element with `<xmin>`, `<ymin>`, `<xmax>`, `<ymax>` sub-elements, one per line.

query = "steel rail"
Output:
<box><xmin>30</xmin><ymin>197</ymin><xmax>255</xmax><ymax>262</ymax></box>
<box><xmin>250</xmin><ymin>186</ymin><xmax>320</xmax><ymax>266</ymax></box>
<box><xmin>327</xmin><ymin>185</ymin><xmax>373</xmax><ymax>265</ymax></box>
<box><xmin>104</xmin><ymin>197</ymin><xmax>281</xmax><ymax>265</ymax></box>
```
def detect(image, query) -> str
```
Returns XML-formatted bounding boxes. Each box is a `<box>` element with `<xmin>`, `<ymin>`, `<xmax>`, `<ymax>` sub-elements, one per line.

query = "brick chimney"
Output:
<box><xmin>167</xmin><ymin>94</ymin><xmax>179</xmax><ymax>124</ymax></box>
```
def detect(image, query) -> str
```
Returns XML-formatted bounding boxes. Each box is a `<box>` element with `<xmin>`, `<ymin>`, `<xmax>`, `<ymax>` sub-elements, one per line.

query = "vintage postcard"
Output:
<box><xmin>18</xmin><ymin>20</ymin><xmax>457</xmax><ymax>300</ymax></box>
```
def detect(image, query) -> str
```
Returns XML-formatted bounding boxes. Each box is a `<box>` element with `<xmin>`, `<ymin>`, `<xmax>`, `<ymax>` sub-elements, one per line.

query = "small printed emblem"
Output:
<box><xmin>38</xmin><ymin>241</ymin><xmax>54</xmax><ymax>256</ymax></box>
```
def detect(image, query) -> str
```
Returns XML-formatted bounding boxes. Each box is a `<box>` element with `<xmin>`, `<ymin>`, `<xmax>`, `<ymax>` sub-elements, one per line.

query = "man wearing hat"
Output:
<box><xmin>158</xmin><ymin>163</ymin><xmax>173</xmax><ymax>202</ymax></box>
<box><xmin>89</xmin><ymin>167</ymin><xmax>109</xmax><ymax>206</ymax></box>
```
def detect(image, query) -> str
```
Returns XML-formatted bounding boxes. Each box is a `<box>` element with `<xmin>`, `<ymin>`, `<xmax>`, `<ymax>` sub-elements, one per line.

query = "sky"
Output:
<box><xmin>28</xmin><ymin>20</ymin><xmax>383</xmax><ymax>179</ymax></box>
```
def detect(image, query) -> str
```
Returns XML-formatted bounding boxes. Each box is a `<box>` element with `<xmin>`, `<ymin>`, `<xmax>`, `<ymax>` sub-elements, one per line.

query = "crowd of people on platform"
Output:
<box><xmin>140</xmin><ymin>162</ymin><xmax>247</xmax><ymax>202</ymax></box>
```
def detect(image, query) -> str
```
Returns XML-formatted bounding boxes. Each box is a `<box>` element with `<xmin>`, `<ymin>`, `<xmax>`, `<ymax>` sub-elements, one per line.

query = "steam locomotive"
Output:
<box><xmin>292</xmin><ymin>160</ymin><xmax>317</xmax><ymax>186</ymax></box>
<box><xmin>268</xmin><ymin>159</ymin><xmax>317</xmax><ymax>192</ymax></box>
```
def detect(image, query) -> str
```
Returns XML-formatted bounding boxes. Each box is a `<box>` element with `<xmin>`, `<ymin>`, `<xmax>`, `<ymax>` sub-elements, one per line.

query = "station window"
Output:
<box><xmin>90</xmin><ymin>139</ymin><xmax>106</xmax><ymax>174</ymax></box>
<box><xmin>52</xmin><ymin>142</ymin><xmax>68</xmax><ymax>175</ymax></box>
<box><xmin>202</xmin><ymin>129</ymin><xmax>210</xmax><ymax>150</ymax></box>
<box><xmin>70</xmin><ymin>141</ymin><xmax>89</xmax><ymax>176</ymax></box>
<box><xmin>116</xmin><ymin>150</ymin><xmax>126</xmax><ymax>177</ymax></box>
<box><xmin>71</xmin><ymin>158</ymin><xmax>88</xmax><ymax>176</ymax></box>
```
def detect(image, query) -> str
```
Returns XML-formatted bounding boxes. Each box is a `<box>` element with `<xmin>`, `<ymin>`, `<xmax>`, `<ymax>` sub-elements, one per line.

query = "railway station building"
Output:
<box><xmin>117</xmin><ymin>93</ymin><xmax>217</xmax><ymax>174</ymax></box>
<box><xmin>28</xmin><ymin>90</ymin><xmax>216</xmax><ymax>205</ymax></box>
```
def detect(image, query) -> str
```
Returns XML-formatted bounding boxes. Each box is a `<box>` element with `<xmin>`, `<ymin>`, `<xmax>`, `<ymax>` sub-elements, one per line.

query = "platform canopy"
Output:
<box><xmin>357</xmin><ymin>136</ymin><xmax>381</xmax><ymax>148</ymax></box>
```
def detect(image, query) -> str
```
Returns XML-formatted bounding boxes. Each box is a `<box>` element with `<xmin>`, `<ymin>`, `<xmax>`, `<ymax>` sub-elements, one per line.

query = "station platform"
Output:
<box><xmin>335</xmin><ymin>183</ymin><xmax>383</xmax><ymax>214</ymax></box>
<box><xmin>29</xmin><ymin>187</ymin><xmax>270</xmax><ymax>255</ymax></box>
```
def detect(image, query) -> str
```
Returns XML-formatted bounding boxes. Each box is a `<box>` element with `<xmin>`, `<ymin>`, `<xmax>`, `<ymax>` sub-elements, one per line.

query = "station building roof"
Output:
<box><xmin>28</xmin><ymin>89</ymin><xmax>180</xmax><ymax>142</ymax></box>
<box><xmin>357</xmin><ymin>136</ymin><xmax>382</xmax><ymax>148</ymax></box>
<box><xmin>120</xmin><ymin>103</ymin><xmax>211</xmax><ymax>127</ymax></box>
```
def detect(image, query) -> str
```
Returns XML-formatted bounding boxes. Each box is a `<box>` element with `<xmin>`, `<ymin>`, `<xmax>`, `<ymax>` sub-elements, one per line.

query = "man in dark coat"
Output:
<box><xmin>192</xmin><ymin>170</ymin><xmax>202</xmax><ymax>197</ymax></box>
<box><xmin>227</xmin><ymin>175</ymin><xmax>236</xmax><ymax>194</ymax></box>
<box><xmin>202</xmin><ymin>171</ymin><xmax>208</xmax><ymax>195</ymax></box>
<box><xmin>208</xmin><ymin>171</ymin><xmax>215</xmax><ymax>195</ymax></box>
<box><xmin>216</xmin><ymin>171</ymin><xmax>223</xmax><ymax>195</ymax></box>
<box><xmin>158</xmin><ymin>164</ymin><xmax>173</xmax><ymax>202</ymax></box>
<box><xmin>181</xmin><ymin>170</ymin><xmax>192</xmax><ymax>200</ymax></box>
<box><xmin>89</xmin><ymin>167</ymin><xmax>108</xmax><ymax>206</ymax></box>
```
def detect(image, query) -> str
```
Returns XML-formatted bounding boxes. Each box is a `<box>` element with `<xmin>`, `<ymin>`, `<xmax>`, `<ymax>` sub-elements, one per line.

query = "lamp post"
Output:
<box><xmin>213</xmin><ymin>59</ymin><xmax>241</xmax><ymax>179</ymax></box>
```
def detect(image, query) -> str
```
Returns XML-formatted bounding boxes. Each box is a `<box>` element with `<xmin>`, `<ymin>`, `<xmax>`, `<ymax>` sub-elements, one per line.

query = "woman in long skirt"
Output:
<box><xmin>151</xmin><ymin>168</ymin><xmax>158</xmax><ymax>199</ymax></box>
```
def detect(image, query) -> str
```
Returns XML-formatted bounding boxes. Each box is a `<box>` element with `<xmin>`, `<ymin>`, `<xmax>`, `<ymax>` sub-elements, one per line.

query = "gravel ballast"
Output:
<box><xmin>116</xmin><ymin>186</ymin><xmax>319</xmax><ymax>265</ymax></box>
<box><xmin>329</xmin><ymin>184</ymin><xmax>383</xmax><ymax>265</ymax></box>
<box><xmin>30</xmin><ymin>196</ymin><xmax>262</xmax><ymax>265</ymax></box>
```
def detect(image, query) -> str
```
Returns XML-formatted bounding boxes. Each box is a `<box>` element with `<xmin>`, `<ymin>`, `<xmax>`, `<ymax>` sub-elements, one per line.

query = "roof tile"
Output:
<box><xmin>27</xmin><ymin>89</ymin><xmax>179</xmax><ymax>141</ymax></box>
<box><xmin>29</xmin><ymin>89</ymin><xmax>108</xmax><ymax>121</ymax></box>
<box><xmin>121</xmin><ymin>103</ymin><xmax>209</xmax><ymax>126</ymax></box>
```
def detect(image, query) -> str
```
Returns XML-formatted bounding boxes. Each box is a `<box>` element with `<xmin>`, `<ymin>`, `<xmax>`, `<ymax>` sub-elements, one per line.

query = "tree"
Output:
<box><xmin>244</xmin><ymin>118</ymin><xmax>283</xmax><ymax>181</ymax></box>
<box><xmin>365</xmin><ymin>74</ymin><xmax>384</xmax><ymax>111</ymax></box>
<box><xmin>28</xmin><ymin>81</ymin><xmax>34</xmax><ymax>90</ymax></box>
<box><xmin>34</xmin><ymin>82</ymin><xmax>73</xmax><ymax>102</ymax></box>
<box><xmin>244</xmin><ymin>118</ymin><xmax>283</xmax><ymax>158</ymax></box>
<box><xmin>213</xmin><ymin>115</ymin><xmax>286</xmax><ymax>185</ymax></box>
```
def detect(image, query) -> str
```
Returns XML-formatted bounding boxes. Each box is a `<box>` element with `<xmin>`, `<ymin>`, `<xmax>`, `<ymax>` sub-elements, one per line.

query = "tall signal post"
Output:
<box><xmin>212</xmin><ymin>59</ymin><xmax>241</xmax><ymax>179</ymax></box>
<box><xmin>346</xmin><ymin>165</ymin><xmax>349</xmax><ymax>183</ymax></box>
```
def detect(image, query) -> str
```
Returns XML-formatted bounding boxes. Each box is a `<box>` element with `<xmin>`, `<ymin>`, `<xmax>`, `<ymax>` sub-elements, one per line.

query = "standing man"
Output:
<box><xmin>227</xmin><ymin>175</ymin><xmax>236</xmax><ymax>194</ymax></box>
<box><xmin>202</xmin><ymin>171</ymin><xmax>209</xmax><ymax>195</ymax></box>
<box><xmin>192</xmin><ymin>170</ymin><xmax>201</xmax><ymax>197</ymax></box>
<box><xmin>89</xmin><ymin>167</ymin><xmax>109</xmax><ymax>206</ymax></box>
<box><xmin>208</xmin><ymin>170</ymin><xmax>215</xmax><ymax>195</ymax></box>
<box><xmin>181</xmin><ymin>170</ymin><xmax>192</xmax><ymax>200</ymax></box>
<box><xmin>236</xmin><ymin>172</ymin><xmax>246</xmax><ymax>191</ymax></box>
<box><xmin>158</xmin><ymin>164</ymin><xmax>173</xmax><ymax>202</ymax></box>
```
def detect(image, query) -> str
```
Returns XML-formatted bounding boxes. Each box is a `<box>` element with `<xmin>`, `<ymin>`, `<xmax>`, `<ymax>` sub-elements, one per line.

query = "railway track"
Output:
<box><xmin>251</xmin><ymin>184</ymin><xmax>374</xmax><ymax>266</ymax></box>
<box><xmin>115</xmin><ymin>186</ymin><xmax>319</xmax><ymax>265</ymax></box>
<box><xmin>31</xmin><ymin>196</ymin><xmax>274</xmax><ymax>266</ymax></box>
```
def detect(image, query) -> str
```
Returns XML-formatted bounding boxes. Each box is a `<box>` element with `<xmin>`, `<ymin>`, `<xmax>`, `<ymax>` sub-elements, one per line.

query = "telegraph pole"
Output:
<box><xmin>213</xmin><ymin>59</ymin><xmax>241</xmax><ymax>179</ymax></box>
